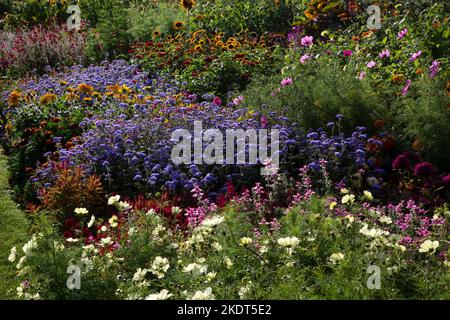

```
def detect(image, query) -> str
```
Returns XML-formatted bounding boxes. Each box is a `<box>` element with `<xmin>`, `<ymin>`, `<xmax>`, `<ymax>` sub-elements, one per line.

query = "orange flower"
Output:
<box><xmin>39</xmin><ymin>93</ymin><xmax>57</xmax><ymax>105</ymax></box>
<box><xmin>7</xmin><ymin>90</ymin><xmax>21</xmax><ymax>107</ymax></box>
<box><xmin>412</xmin><ymin>139</ymin><xmax>423</xmax><ymax>151</ymax></box>
<box><xmin>173</xmin><ymin>21</ymin><xmax>184</xmax><ymax>30</ymax></box>
<box><xmin>180</xmin><ymin>0</ymin><xmax>195</xmax><ymax>10</ymax></box>
<box><xmin>373</xmin><ymin>119</ymin><xmax>385</xmax><ymax>128</ymax></box>
<box><xmin>415</xmin><ymin>68</ymin><xmax>423</xmax><ymax>75</ymax></box>
<box><xmin>391</xmin><ymin>74</ymin><xmax>404</xmax><ymax>84</ymax></box>
<box><xmin>76</xmin><ymin>83</ymin><xmax>94</xmax><ymax>95</ymax></box>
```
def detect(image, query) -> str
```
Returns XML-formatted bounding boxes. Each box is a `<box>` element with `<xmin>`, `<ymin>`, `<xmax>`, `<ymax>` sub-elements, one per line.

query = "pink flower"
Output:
<box><xmin>379</xmin><ymin>49</ymin><xmax>390</xmax><ymax>59</ymax></box>
<box><xmin>392</xmin><ymin>155</ymin><xmax>411</xmax><ymax>170</ymax></box>
<box><xmin>300</xmin><ymin>54</ymin><xmax>312</xmax><ymax>64</ymax></box>
<box><xmin>212</xmin><ymin>96</ymin><xmax>222</xmax><ymax>106</ymax></box>
<box><xmin>343</xmin><ymin>50</ymin><xmax>353</xmax><ymax>57</ymax></box>
<box><xmin>270</xmin><ymin>88</ymin><xmax>280</xmax><ymax>96</ymax></box>
<box><xmin>429</xmin><ymin>60</ymin><xmax>440</xmax><ymax>79</ymax></box>
<box><xmin>441</xmin><ymin>174</ymin><xmax>450</xmax><ymax>185</ymax></box>
<box><xmin>409</xmin><ymin>50</ymin><xmax>422</xmax><ymax>62</ymax></box>
<box><xmin>233</xmin><ymin>95</ymin><xmax>244</xmax><ymax>105</ymax></box>
<box><xmin>414</xmin><ymin>162</ymin><xmax>436</xmax><ymax>176</ymax></box>
<box><xmin>300</xmin><ymin>35</ymin><xmax>313</xmax><ymax>47</ymax></box>
<box><xmin>261</xmin><ymin>116</ymin><xmax>268</xmax><ymax>129</ymax></box>
<box><xmin>280</xmin><ymin>78</ymin><xmax>293</xmax><ymax>87</ymax></box>
<box><xmin>367</xmin><ymin>60</ymin><xmax>376</xmax><ymax>68</ymax></box>
<box><xmin>358</xmin><ymin>71</ymin><xmax>366</xmax><ymax>80</ymax></box>
<box><xmin>401</xmin><ymin>79</ymin><xmax>411</xmax><ymax>96</ymax></box>
<box><xmin>397</xmin><ymin>28</ymin><xmax>408</xmax><ymax>39</ymax></box>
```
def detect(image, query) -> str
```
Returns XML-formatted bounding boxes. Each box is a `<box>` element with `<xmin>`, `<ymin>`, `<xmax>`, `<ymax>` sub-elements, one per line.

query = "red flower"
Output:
<box><xmin>414</xmin><ymin>162</ymin><xmax>436</xmax><ymax>176</ymax></box>
<box><xmin>392</xmin><ymin>155</ymin><xmax>411</xmax><ymax>170</ymax></box>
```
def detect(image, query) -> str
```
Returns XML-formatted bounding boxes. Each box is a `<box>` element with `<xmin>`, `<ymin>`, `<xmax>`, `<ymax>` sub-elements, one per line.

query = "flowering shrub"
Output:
<box><xmin>0</xmin><ymin>24</ymin><xmax>86</xmax><ymax>77</ymax></box>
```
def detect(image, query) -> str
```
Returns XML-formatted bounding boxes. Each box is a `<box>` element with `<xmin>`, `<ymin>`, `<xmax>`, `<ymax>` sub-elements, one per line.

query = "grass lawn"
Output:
<box><xmin>0</xmin><ymin>149</ymin><xmax>29</xmax><ymax>299</ymax></box>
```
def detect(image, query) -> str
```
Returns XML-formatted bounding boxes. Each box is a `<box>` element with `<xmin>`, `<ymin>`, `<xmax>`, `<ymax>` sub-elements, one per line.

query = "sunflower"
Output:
<box><xmin>153</xmin><ymin>31</ymin><xmax>161</xmax><ymax>37</ymax></box>
<box><xmin>173</xmin><ymin>21</ymin><xmax>184</xmax><ymax>30</ymax></box>
<box><xmin>194</xmin><ymin>45</ymin><xmax>202</xmax><ymax>52</ymax></box>
<box><xmin>180</xmin><ymin>0</ymin><xmax>196</xmax><ymax>10</ymax></box>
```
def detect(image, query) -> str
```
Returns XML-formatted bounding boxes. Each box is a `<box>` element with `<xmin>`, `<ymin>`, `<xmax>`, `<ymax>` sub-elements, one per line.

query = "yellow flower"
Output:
<box><xmin>329</xmin><ymin>201</ymin><xmax>337</xmax><ymax>210</ymax></box>
<box><xmin>391</xmin><ymin>74</ymin><xmax>404</xmax><ymax>84</ymax></box>
<box><xmin>76</xmin><ymin>83</ymin><xmax>94</xmax><ymax>95</ymax></box>
<box><xmin>363</xmin><ymin>190</ymin><xmax>373</xmax><ymax>201</ymax></box>
<box><xmin>39</xmin><ymin>93</ymin><xmax>57</xmax><ymax>105</ymax></box>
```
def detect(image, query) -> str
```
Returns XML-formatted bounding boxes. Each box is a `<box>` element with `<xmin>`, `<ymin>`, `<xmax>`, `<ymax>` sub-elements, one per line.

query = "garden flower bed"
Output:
<box><xmin>0</xmin><ymin>0</ymin><xmax>449</xmax><ymax>300</ymax></box>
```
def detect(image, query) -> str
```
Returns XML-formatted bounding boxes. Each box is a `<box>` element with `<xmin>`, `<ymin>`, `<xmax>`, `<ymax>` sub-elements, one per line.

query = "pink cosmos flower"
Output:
<box><xmin>300</xmin><ymin>54</ymin><xmax>312</xmax><ymax>64</ymax></box>
<box><xmin>367</xmin><ymin>60</ymin><xmax>376</xmax><ymax>68</ymax></box>
<box><xmin>343</xmin><ymin>50</ymin><xmax>353</xmax><ymax>57</ymax></box>
<box><xmin>409</xmin><ymin>50</ymin><xmax>422</xmax><ymax>62</ymax></box>
<box><xmin>428</xmin><ymin>60</ymin><xmax>440</xmax><ymax>79</ymax></box>
<box><xmin>233</xmin><ymin>95</ymin><xmax>244</xmax><ymax>105</ymax></box>
<box><xmin>280</xmin><ymin>78</ymin><xmax>293</xmax><ymax>87</ymax></box>
<box><xmin>379</xmin><ymin>49</ymin><xmax>390</xmax><ymax>59</ymax></box>
<box><xmin>397</xmin><ymin>28</ymin><xmax>408</xmax><ymax>39</ymax></box>
<box><xmin>300</xmin><ymin>35</ymin><xmax>313</xmax><ymax>47</ymax></box>
<box><xmin>358</xmin><ymin>71</ymin><xmax>366</xmax><ymax>80</ymax></box>
<box><xmin>401</xmin><ymin>79</ymin><xmax>411</xmax><ymax>96</ymax></box>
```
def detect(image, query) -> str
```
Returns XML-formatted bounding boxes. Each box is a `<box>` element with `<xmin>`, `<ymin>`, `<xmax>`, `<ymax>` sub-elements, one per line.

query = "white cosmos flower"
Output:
<box><xmin>132</xmin><ymin>268</ymin><xmax>148</xmax><ymax>282</ymax></box>
<box><xmin>277</xmin><ymin>237</ymin><xmax>300</xmax><ymax>247</ymax></box>
<box><xmin>151</xmin><ymin>256</ymin><xmax>170</xmax><ymax>278</ymax></box>
<box><xmin>117</xmin><ymin>201</ymin><xmax>131</xmax><ymax>211</ymax></box>
<box><xmin>74</xmin><ymin>207</ymin><xmax>89</xmax><ymax>216</ymax></box>
<box><xmin>146</xmin><ymin>208</ymin><xmax>156</xmax><ymax>216</ymax></box>
<box><xmin>109</xmin><ymin>215</ymin><xmax>119</xmax><ymax>228</ymax></box>
<box><xmin>344</xmin><ymin>215</ymin><xmax>355</xmax><ymax>223</ymax></box>
<box><xmin>201</xmin><ymin>216</ymin><xmax>224</xmax><ymax>227</ymax></box>
<box><xmin>87</xmin><ymin>215</ymin><xmax>96</xmax><ymax>228</ymax></box>
<box><xmin>206</xmin><ymin>272</ymin><xmax>217</xmax><ymax>282</ymax></box>
<box><xmin>359</xmin><ymin>224</ymin><xmax>389</xmax><ymax>238</ymax></box>
<box><xmin>224</xmin><ymin>256</ymin><xmax>233</xmax><ymax>269</ymax></box>
<box><xmin>379</xmin><ymin>216</ymin><xmax>392</xmax><ymax>224</ymax></box>
<box><xmin>8</xmin><ymin>246</ymin><xmax>17</xmax><ymax>262</ymax></box>
<box><xmin>363</xmin><ymin>190</ymin><xmax>373</xmax><ymax>201</ymax></box>
<box><xmin>145</xmin><ymin>289</ymin><xmax>173</xmax><ymax>300</ymax></box>
<box><xmin>22</xmin><ymin>235</ymin><xmax>38</xmax><ymax>256</ymax></box>
<box><xmin>341</xmin><ymin>194</ymin><xmax>355</xmax><ymax>204</ymax></box>
<box><xmin>108</xmin><ymin>195</ymin><xmax>120</xmax><ymax>205</ymax></box>
<box><xmin>100</xmin><ymin>237</ymin><xmax>113</xmax><ymax>247</ymax></box>
<box><xmin>212</xmin><ymin>242</ymin><xmax>222</xmax><ymax>252</ymax></box>
<box><xmin>183</xmin><ymin>263</ymin><xmax>208</xmax><ymax>276</ymax></box>
<box><xmin>190</xmin><ymin>287</ymin><xmax>215</xmax><ymax>300</ymax></box>
<box><xmin>16</xmin><ymin>256</ymin><xmax>27</xmax><ymax>269</ymax></box>
<box><xmin>171</xmin><ymin>206</ymin><xmax>181</xmax><ymax>214</ymax></box>
<box><xmin>65</xmin><ymin>237</ymin><xmax>79</xmax><ymax>243</ymax></box>
<box><xmin>329</xmin><ymin>252</ymin><xmax>345</xmax><ymax>264</ymax></box>
<box><xmin>239</xmin><ymin>237</ymin><xmax>253</xmax><ymax>246</ymax></box>
<box><xmin>419</xmin><ymin>240</ymin><xmax>439</xmax><ymax>254</ymax></box>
